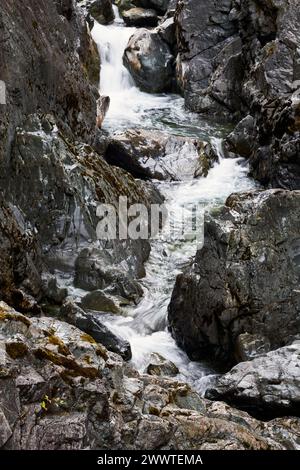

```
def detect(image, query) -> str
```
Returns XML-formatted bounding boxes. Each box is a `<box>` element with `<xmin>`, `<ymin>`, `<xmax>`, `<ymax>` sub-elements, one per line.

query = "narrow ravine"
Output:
<box><xmin>92</xmin><ymin>7</ymin><xmax>257</xmax><ymax>394</ymax></box>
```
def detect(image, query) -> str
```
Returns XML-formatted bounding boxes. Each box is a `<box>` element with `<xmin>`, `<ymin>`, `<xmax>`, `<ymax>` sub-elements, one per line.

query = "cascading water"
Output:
<box><xmin>91</xmin><ymin>7</ymin><xmax>257</xmax><ymax>393</ymax></box>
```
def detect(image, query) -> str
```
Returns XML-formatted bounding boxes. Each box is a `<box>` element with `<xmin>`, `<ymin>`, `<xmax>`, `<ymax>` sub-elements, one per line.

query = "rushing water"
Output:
<box><xmin>91</xmin><ymin>7</ymin><xmax>257</xmax><ymax>394</ymax></box>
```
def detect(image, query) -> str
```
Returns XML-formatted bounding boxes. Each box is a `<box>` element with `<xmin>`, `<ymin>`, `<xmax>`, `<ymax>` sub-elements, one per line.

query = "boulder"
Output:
<box><xmin>77</xmin><ymin>0</ymin><xmax>115</xmax><ymax>26</ymax></box>
<box><xmin>115</xmin><ymin>0</ymin><xmax>135</xmax><ymax>13</ymax></box>
<box><xmin>123</xmin><ymin>8</ymin><xmax>158</xmax><ymax>27</ymax></box>
<box><xmin>145</xmin><ymin>353</ymin><xmax>179</xmax><ymax>377</ymax></box>
<box><xmin>206</xmin><ymin>341</ymin><xmax>300</xmax><ymax>418</ymax></box>
<box><xmin>123</xmin><ymin>29</ymin><xmax>174</xmax><ymax>93</ymax></box>
<box><xmin>168</xmin><ymin>190</ymin><xmax>300</xmax><ymax>364</ymax></box>
<box><xmin>105</xmin><ymin>129</ymin><xmax>217</xmax><ymax>180</ymax></box>
<box><xmin>80</xmin><ymin>290</ymin><xmax>120</xmax><ymax>313</ymax></box>
<box><xmin>61</xmin><ymin>300</ymin><xmax>132</xmax><ymax>359</ymax></box>
<box><xmin>1</xmin><ymin>301</ymin><xmax>300</xmax><ymax>450</ymax></box>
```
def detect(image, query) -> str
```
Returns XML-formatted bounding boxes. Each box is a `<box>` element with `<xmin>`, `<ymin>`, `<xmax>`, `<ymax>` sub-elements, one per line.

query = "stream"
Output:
<box><xmin>91</xmin><ymin>6</ymin><xmax>257</xmax><ymax>394</ymax></box>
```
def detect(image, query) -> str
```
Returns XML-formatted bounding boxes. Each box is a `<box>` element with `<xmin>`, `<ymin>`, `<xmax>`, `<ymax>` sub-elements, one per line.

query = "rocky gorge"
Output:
<box><xmin>0</xmin><ymin>0</ymin><xmax>300</xmax><ymax>451</ymax></box>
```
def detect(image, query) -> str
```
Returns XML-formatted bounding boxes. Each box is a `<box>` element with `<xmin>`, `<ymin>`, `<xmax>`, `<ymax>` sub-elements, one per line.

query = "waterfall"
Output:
<box><xmin>89</xmin><ymin>11</ymin><xmax>257</xmax><ymax>395</ymax></box>
<box><xmin>92</xmin><ymin>10</ymin><xmax>135</xmax><ymax>95</ymax></box>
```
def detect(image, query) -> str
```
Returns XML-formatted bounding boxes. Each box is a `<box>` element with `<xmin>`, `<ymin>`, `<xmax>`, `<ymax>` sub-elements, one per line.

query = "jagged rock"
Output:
<box><xmin>1</xmin><ymin>301</ymin><xmax>300</xmax><ymax>450</ymax></box>
<box><xmin>105</xmin><ymin>129</ymin><xmax>217</xmax><ymax>180</ymax></box>
<box><xmin>77</xmin><ymin>0</ymin><xmax>115</xmax><ymax>26</ymax></box>
<box><xmin>168</xmin><ymin>190</ymin><xmax>300</xmax><ymax>364</ymax></box>
<box><xmin>206</xmin><ymin>341</ymin><xmax>300</xmax><ymax>418</ymax></box>
<box><xmin>145</xmin><ymin>353</ymin><xmax>179</xmax><ymax>377</ymax></box>
<box><xmin>123</xmin><ymin>8</ymin><xmax>158</xmax><ymax>27</ymax></box>
<box><xmin>61</xmin><ymin>300</ymin><xmax>132</xmax><ymax>359</ymax></box>
<box><xmin>123</xmin><ymin>29</ymin><xmax>174</xmax><ymax>93</ymax></box>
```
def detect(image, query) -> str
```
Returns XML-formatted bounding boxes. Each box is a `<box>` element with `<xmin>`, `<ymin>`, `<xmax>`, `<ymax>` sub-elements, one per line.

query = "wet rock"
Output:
<box><xmin>77</xmin><ymin>0</ymin><xmax>115</xmax><ymax>25</ymax></box>
<box><xmin>145</xmin><ymin>353</ymin><xmax>179</xmax><ymax>377</ymax></box>
<box><xmin>168</xmin><ymin>189</ymin><xmax>300</xmax><ymax>364</ymax></box>
<box><xmin>105</xmin><ymin>129</ymin><xmax>215</xmax><ymax>180</ymax></box>
<box><xmin>1</xmin><ymin>301</ymin><xmax>300</xmax><ymax>450</ymax></box>
<box><xmin>81</xmin><ymin>290</ymin><xmax>120</xmax><ymax>313</ymax></box>
<box><xmin>123</xmin><ymin>8</ymin><xmax>158</xmax><ymax>27</ymax></box>
<box><xmin>206</xmin><ymin>341</ymin><xmax>300</xmax><ymax>418</ymax></box>
<box><xmin>96</xmin><ymin>95</ymin><xmax>110</xmax><ymax>129</ymax></box>
<box><xmin>61</xmin><ymin>300</ymin><xmax>132</xmax><ymax>360</ymax></box>
<box><xmin>123</xmin><ymin>29</ymin><xmax>174</xmax><ymax>93</ymax></box>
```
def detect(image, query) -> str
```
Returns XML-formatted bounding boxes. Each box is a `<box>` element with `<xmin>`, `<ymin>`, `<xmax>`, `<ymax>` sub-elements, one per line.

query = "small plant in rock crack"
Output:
<box><xmin>39</xmin><ymin>394</ymin><xmax>66</xmax><ymax>414</ymax></box>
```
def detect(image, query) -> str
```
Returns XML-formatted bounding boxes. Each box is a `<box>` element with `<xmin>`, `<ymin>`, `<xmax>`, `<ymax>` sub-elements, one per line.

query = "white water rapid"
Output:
<box><xmin>91</xmin><ymin>6</ymin><xmax>257</xmax><ymax>394</ymax></box>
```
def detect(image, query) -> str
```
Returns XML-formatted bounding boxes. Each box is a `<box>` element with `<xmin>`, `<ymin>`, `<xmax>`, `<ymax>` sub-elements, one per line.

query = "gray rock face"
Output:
<box><xmin>206</xmin><ymin>341</ymin><xmax>300</xmax><ymax>418</ymax></box>
<box><xmin>233</xmin><ymin>0</ymin><xmax>300</xmax><ymax>189</ymax></box>
<box><xmin>175</xmin><ymin>0</ymin><xmax>300</xmax><ymax>188</ymax></box>
<box><xmin>105</xmin><ymin>129</ymin><xmax>217</xmax><ymax>180</ymax></box>
<box><xmin>0</xmin><ymin>197</ymin><xmax>43</xmax><ymax>312</ymax></box>
<box><xmin>0</xmin><ymin>0</ymin><xmax>99</xmax><ymax>166</ymax></box>
<box><xmin>1</xmin><ymin>301</ymin><xmax>300</xmax><ymax>450</ymax></box>
<box><xmin>123</xmin><ymin>8</ymin><xmax>158</xmax><ymax>27</ymax></box>
<box><xmin>123</xmin><ymin>29</ymin><xmax>174</xmax><ymax>93</ymax></box>
<box><xmin>175</xmin><ymin>0</ymin><xmax>240</xmax><ymax>118</ymax></box>
<box><xmin>0</xmin><ymin>109</ymin><xmax>164</xmax><ymax>313</ymax></box>
<box><xmin>168</xmin><ymin>190</ymin><xmax>300</xmax><ymax>364</ymax></box>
